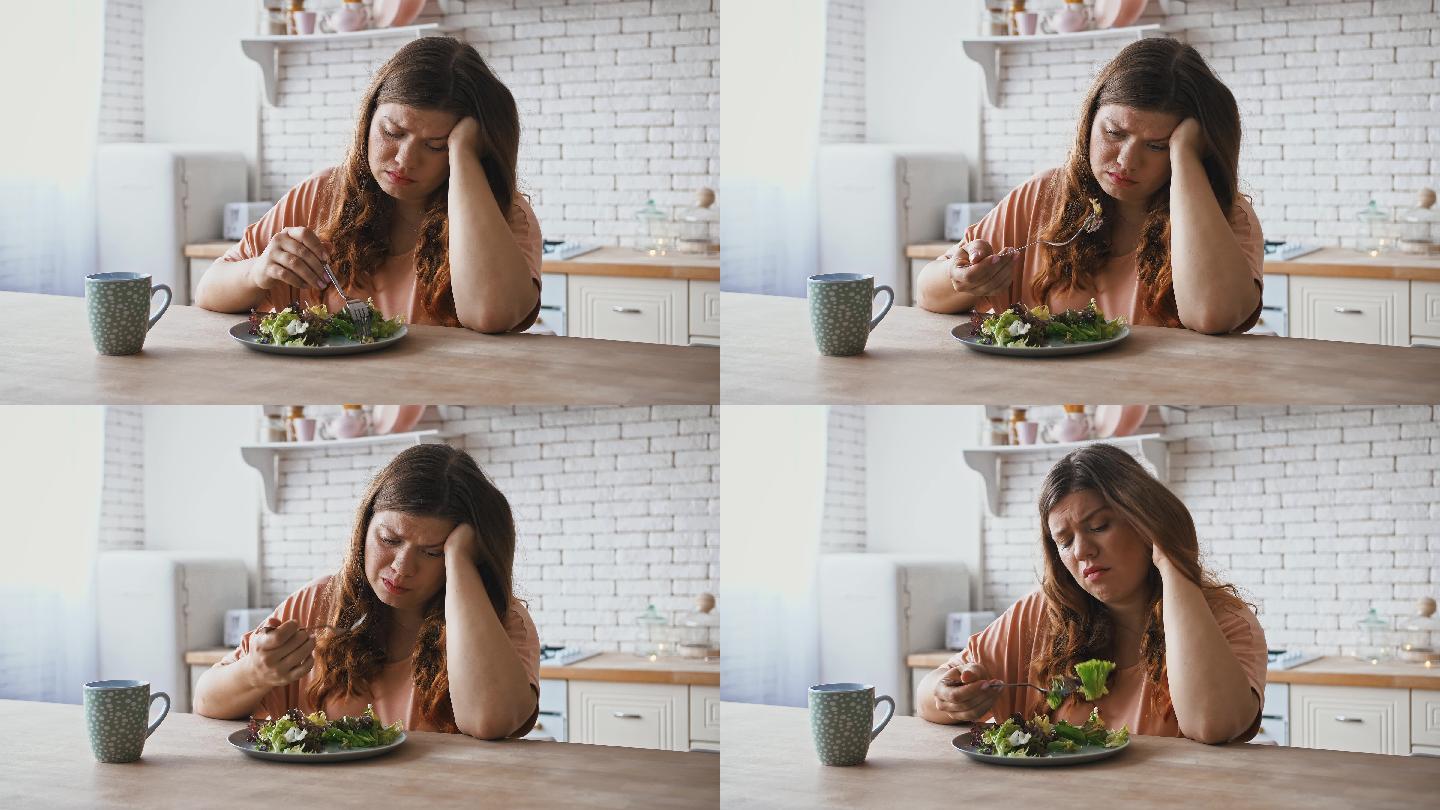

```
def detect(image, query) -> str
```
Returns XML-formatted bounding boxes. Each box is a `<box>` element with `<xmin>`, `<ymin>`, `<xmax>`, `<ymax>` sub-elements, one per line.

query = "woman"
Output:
<box><xmin>916</xmin><ymin>443</ymin><xmax>1267</xmax><ymax>744</ymax></box>
<box><xmin>195</xmin><ymin>37</ymin><xmax>542</xmax><ymax>334</ymax></box>
<box><xmin>193</xmin><ymin>444</ymin><xmax>540</xmax><ymax>740</ymax></box>
<box><xmin>916</xmin><ymin>39</ymin><xmax>1263</xmax><ymax>334</ymax></box>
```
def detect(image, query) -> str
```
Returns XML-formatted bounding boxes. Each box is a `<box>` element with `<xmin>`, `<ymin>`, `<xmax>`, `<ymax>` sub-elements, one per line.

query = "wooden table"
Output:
<box><xmin>0</xmin><ymin>699</ymin><xmax>717</xmax><ymax>809</ymax></box>
<box><xmin>0</xmin><ymin>292</ymin><xmax>718</xmax><ymax>404</ymax></box>
<box><xmin>720</xmin><ymin>292</ymin><xmax>1440</xmax><ymax>404</ymax></box>
<box><xmin>722</xmin><ymin>702</ymin><xmax>1440</xmax><ymax>809</ymax></box>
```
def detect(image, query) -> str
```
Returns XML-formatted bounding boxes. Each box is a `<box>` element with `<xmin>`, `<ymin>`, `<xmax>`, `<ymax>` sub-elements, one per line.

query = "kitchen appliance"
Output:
<box><xmin>818</xmin><ymin>554</ymin><xmax>971</xmax><ymax>716</ymax></box>
<box><xmin>223</xmin><ymin>202</ymin><xmax>273</xmax><ymax>240</ymax></box>
<box><xmin>945</xmin><ymin>611</ymin><xmax>997</xmax><ymax>650</ymax></box>
<box><xmin>539</xmin><ymin>645</ymin><xmax>602</xmax><ymax>667</ymax></box>
<box><xmin>96</xmin><ymin>144</ymin><xmax>248</xmax><ymax>306</ymax></box>
<box><xmin>1262</xmin><ymin>240</ymin><xmax>1322</xmax><ymax>262</ymax></box>
<box><xmin>541</xmin><ymin>240</ymin><xmax>599</xmax><ymax>261</ymax></box>
<box><xmin>818</xmin><ymin>145</ymin><xmax>970</xmax><ymax>307</ymax></box>
<box><xmin>944</xmin><ymin>201</ymin><xmax>997</xmax><ymax>242</ymax></box>
<box><xmin>223</xmin><ymin>608</ymin><xmax>275</xmax><ymax>647</ymax></box>
<box><xmin>96</xmin><ymin>551</ymin><xmax>249</xmax><ymax>714</ymax></box>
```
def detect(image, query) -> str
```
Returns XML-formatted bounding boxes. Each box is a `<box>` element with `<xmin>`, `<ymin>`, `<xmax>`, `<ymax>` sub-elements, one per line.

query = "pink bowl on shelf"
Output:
<box><xmin>372</xmin><ymin>405</ymin><xmax>425</xmax><ymax>435</ymax></box>
<box><xmin>1094</xmin><ymin>0</ymin><xmax>1148</xmax><ymax>29</ymax></box>
<box><xmin>372</xmin><ymin>0</ymin><xmax>425</xmax><ymax>28</ymax></box>
<box><xmin>1093</xmin><ymin>405</ymin><xmax>1149</xmax><ymax>438</ymax></box>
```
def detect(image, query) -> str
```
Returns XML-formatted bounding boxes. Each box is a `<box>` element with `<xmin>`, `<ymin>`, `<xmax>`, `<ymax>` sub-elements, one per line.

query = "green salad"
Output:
<box><xmin>245</xmin><ymin>705</ymin><xmax>403</xmax><ymax>754</ymax></box>
<box><xmin>968</xmin><ymin>299</ymin><xmax>1126</xmax><ymax>348</ymax></box>
<box><xmin>970</xmin><ymin>707</ymin><xmax>1130</xmax><ymax>758</ymax></box>
<box><xmin>247</xmin><ymin>301</ymin><xmax>404</xmax><ymax>347</ymax></box>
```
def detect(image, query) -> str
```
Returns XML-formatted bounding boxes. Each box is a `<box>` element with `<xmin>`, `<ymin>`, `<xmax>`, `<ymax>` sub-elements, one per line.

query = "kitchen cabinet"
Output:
<box><xmin>689</xmin><ymin>280</ymin><xmax>720</xmax><ymax>346</ymax></box>
<box><xmin>690</xmin><ymin>685</ymin><xmax>721</xmax><ymax>752</ymax></box>
<box><xmin>567</xmin><ymin>680</ymin><xmax>690</xmax><ymax>751</ymax></box>
<box><xmin>567</xmin><ymin>275</ymin><xmax>689</xmax><ymax>345</ymax></box>
<box><xmin>1410</xmin><ymin>689</ymin><xmax>1440</xmax><ymax>756</ymax></box>
<box><xmin>1290</xmin><ymin>684</ymin><xmax>1410</xmax><ymax>755</ymax></box>
<box><xmin>1288</xmin><ymin>275</ymin><xmax>1410</xmax><ymax>346</ymax></box>
<box><xmin>1412</xmin><ymin>281</ymin><xmax>1440</xmax><ymax>341</ymax></box>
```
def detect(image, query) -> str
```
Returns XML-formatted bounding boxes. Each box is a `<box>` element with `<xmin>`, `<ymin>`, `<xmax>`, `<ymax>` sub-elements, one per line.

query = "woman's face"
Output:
<box><xmin>1046</xmin><ymin>489</ymin><xmax>1152</xmax><ymax>606</ymax></box>
<box><xmin>367</xmin><ymin>102</ymin><xmax>460</xmax><ymax>205</ymax></box>
<box><xmin>1087</xmin><ymin>103</ymin><xmax>1181</xmax><ymax>208</ymax></box>
<box><xmin>364</xmin><ymin>509</ymin><xmax>454</xmax><ymax>611</ymax></box>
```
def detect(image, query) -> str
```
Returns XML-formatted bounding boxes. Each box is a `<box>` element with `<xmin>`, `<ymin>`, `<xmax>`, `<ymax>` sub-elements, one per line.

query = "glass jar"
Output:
<box><xmin>1354</xmin><ymin>607</ymin><xmax>1390</xmax><ymax>663</ymax></box>
<box><xmin>284</xmin><ymin>405</ymin><xmax>305</xmax><ymax>442</ymax></box>
<box><xmin>634</xmin><ymin>199</ymin><xmax>673</xmax><ymax>256</ymax></box>
<box><xmin>674</xmin><ymin>188</ymin><xmax>717</xmax><ymax>255</ymax></box>
<box><xmin>1397</xmin><ymin>188</ymin><xmax>1438</xmax><ymax>256</ymax></box>
<box><xmin>985</xmin><ymin>1</ymin><xmax>1010</xmax><ymax>36</ymax></box>
<box><xmin>985</xmin><ymin>417</ymin><xmax>1009</xmax><ymax>446</ymax></box>
<box><xmin>1006</xmin><ymin>406</ymin><xmax>1027</xmax><ymax>445</ymax></box>
<box><xmin>635</xmin><ymin>603</ymin><xmax>670</xmax><ymax>659</ymax></box>
<box><xmin>1355</xmin><ymin>200</ymin><xmax>1398</xmax><ymax>256</ymax></box>
<box><xmin>676</xmin><ymin>593</ymin><xmax>719</xmax><ymax>660</ymax></box>
<box><xmin>1397</xmin><ymin>597</ymin><xmax>1439</xmax><ymax>664</ymax></box>
<box><xmin>1007</xmin><ymin>0</ymin><xmax>1027</xmax><ymax>36</ymax></box>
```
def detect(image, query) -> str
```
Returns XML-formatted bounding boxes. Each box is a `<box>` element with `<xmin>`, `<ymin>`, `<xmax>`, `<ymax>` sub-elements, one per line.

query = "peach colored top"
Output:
<box><xmin>215</xmin><ymin>574</ymin><xmax>541</xmax><ymax>736</ymax></box>
<box><xmin>963</xmin><ymin>168</ymin><xmax>1265</xmax><ymax>330</ymax></box>
<box><xmin>218</xmin><ymin>166</ymin><xmax>543</xmax><ymax>331</ymax></box>
<box><xmin>942</xmin><ymin>589</ymin><xmax>1268</xmax><ymax>742</ymax></box>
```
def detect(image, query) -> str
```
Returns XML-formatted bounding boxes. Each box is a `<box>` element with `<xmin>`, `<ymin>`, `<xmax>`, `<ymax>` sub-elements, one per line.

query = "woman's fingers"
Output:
<box><xmin>272</xmin><ymin>246</ymin><xmax>325</xmax><ymax>290</ymax></box>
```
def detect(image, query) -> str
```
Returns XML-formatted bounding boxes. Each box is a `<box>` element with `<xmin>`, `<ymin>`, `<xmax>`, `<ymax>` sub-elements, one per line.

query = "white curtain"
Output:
<box><xmin>719</xmin><ymin>0</ymin><xmax>826</xmax><ymax>297</ymax></box>
<box><xmin>0</xmin><ymin>1</ymin><xmax>104</xmax><ymax>295</ymax></box>
<box><xmin>720</xmin><ymin>405</ymin><xmax>827</xmax><ymax>707</ymax></box>
<box><xmin>0</xmin><ymin>407</ymin><xmax>105</xmax><ymax>703</ymax></box>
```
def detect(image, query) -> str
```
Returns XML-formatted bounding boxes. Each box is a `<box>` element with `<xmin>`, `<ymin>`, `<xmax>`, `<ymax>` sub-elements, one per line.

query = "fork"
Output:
<box><xmin>940</xmin><ymin>677</ymin><xmax>1077</xmax><ymax>703</ymax></box>
<box><xmin>256</xmin><ymin>614</ymin><xmax>366</xmax><ymax>636</ymax></box>
<box><xmin>320</xmin><ymin>262</ymin><xmax>371</xmax><ymax>341</ymax></box>
<box><xmin>995</xmin><ymin>207</ymin><xmax>1104</xmax><ymax>260</ymax></box>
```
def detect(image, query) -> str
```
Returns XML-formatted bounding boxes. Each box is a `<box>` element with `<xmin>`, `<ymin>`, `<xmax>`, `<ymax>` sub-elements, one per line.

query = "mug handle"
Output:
<box><xmin>146</xmin><ymin>691</ymin><xmax>171</xmax><ymax>738</ymax></box>
<box><xmin>871</xmin><ymin>694</ymin><xmax>896</xmax><ymax>740</ymax></box>
<box><xmin>147</xmin><ymin>284</ymin><xmax>173</xmax><ymax>332</ymax></box>
<box><xmin>869</xmin><ymin>285</ymin><xmax>894</xmax><ymax>332</ymax></box>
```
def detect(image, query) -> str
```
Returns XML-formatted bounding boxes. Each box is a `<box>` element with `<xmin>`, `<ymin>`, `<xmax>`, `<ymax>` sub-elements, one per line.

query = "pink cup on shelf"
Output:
<box><xmin>1016</xmin><ymin>12</ymin><xmax>1039</xmax><ymax>35</ymax></box>
<box><xmin>1016</xmin><ymin>421</ymin><xmax>1040</xmax><ymax>445</ymax></box>
<box><xmin>294</xmin><ymin>11</ymin><xmax>317</xmax><ymax>35</ymax></box>
<box><xmin>294</xmin><ymin>417</ymin><xmax>318</xmax><ymax>442</ymax></box>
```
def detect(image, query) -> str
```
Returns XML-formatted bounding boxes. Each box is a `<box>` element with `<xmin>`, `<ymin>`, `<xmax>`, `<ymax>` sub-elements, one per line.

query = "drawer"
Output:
<box><xmin>1412</xmin><ymin>689</ymin><xmax>1440</xmax><ymax>749</ymax></box>
<box><xmin>1412</xmin><ymin>280</ymin><xmax>1440</xmax><ymax>339</ymax></box>
<box><xmin>567</xmin><ymin>680</ymin><xmax>688</xmax><ymax>751</ymax></box>
<box><xmin>1288</xmin><ymin>275</ymin><xmax>1409</xmax><ymax>346</ymax></box>
<box><xmin>689</xmin><ymin>685</ymin><xmax>719</xmax><ymax>743</ymax></box>
<box><xmin>688</xmin><ymin>280</ymin><xmax>719</xmax><ymax>338</ymax></box>
<box><xmin>1290</xmin><ymin>684</ymin><xmax>1409</xmax><ymax>755</ymax></box>
<box><xmin>567</xmin><ymin>275</ymin><xmax>687</xmax><ymax>345</ymax></box>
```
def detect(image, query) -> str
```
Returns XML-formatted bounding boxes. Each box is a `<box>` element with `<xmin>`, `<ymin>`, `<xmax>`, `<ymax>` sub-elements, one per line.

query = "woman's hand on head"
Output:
<box><xmin>448</xmin><ymin>116</ymin><xmax>482</xmax><ymax>157</ymax></box>
<box><xmin>443</xmin><ymin>521</ymin><xmax>479</xmax><ymax>566</ymax></box>
<box><xmin>1168</xmin><ymin>117</ymin><xmax>1205</xmax><ymax>164</ymax></box>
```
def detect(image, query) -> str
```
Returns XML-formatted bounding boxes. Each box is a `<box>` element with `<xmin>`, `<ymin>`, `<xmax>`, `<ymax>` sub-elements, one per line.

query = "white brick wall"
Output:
<box><xmin>260</xmin><ymin>405</ymin><xmax>719</xmax><ymax>652</ymax></box>
<box><xmin>258</xmin><ymin>0</ymin><xmax>719</xmax><ymax>246</ymax></box>
<box><xmin>99</xmin><ymin>406</ymin><xmax>145</xmax><ymax>551</ymax></box>
<box><xmin>976</xmin><ymin>0</ymin><xmax>1440</xmax><ymax>246</ymax></box>
<box><xmin>822</xmin><ymin>405</ymin><xmax>868</xmax><ymax>552</ymax></box>
<box><xmin>980</xmin><ymin>405</ymin><xmax>1440</xmax><ymax>657</ymax></box>
<box><xmin>99</xmin><ymin>0</ymin><xmax>144</xmax><ymax>144</ymax></box>
<box><xmin>821</xmin><ymin>0</ymin><xmax>867</xmax><ymax>143</ymax></box>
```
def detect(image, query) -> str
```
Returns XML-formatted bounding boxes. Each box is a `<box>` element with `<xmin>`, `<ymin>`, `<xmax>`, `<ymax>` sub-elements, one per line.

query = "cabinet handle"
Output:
<box><xmin>1333</xmin><ymin>715</ymin><xmax>1363</xmax><ymax>723</ymax></box>
<box><xmin>1333</xmin><ymin>307</ymin><xmax>1364</xmax><ymax>314</ymax></box>
<box><xmin>612</xmin><ymin>712</ymin><xmax>643</xmax><ymax>719</ymax></box>
<box><xmin>611</xmin><ymin>306</ymin><xmax>642</xmax><ymax>314</ymax></box>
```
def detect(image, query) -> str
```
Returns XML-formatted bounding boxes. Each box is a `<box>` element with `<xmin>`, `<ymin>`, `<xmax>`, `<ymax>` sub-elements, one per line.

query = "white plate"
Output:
<box><xmin>227</xmin><ymin>728</ymin><xmax>406</xmax><ymax>763</ymax></box>
<box><xmin>229</xmin><ymin>321</ymin><xmax>407</xmax><ymax>356</ymax></box>
<box><xmin>951</xmin><ymin>324</ymin><xmax>1130</xmax><ymax>357</ymax></box>
<box><xmin>952</xmin><ymin>732</ymin><xmax>1129</xmax><ymax>766</ymax></box>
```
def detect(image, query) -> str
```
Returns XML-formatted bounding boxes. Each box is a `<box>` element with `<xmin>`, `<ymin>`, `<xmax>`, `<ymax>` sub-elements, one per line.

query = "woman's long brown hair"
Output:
<box><xmin>305</xmin><ymin>444</ymin><xmax>518</xmax><ymax>732</ymax></box>
<box><xmin>1030</xmin><ymin>443</ymin><xmax>1254</xmax><ymax>719</ymax></box>
<box><xmin>1033</xmin><ymin>38</ymin><xmax>1244</xmax><ymax>326</ymax></box>
<box><xmin>318</xmin><ymin>36</ymin><xmax>521</xmax><ymax>325</ymax></box>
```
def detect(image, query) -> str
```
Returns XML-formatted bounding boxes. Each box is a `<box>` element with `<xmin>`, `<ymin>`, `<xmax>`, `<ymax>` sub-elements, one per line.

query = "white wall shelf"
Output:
<box><xmin>960</xmin><ymin>23</ymin><xmax>1166</xmax><ymax>106</ymax></box>
<box><xmin>241</xmin><ymin>429</ymin><xmax>455</xmax><ymax>511</ymax></box>
<box><xmin>960</xmin><ymin>433</ymin><xmax>1175</xmax><ymax>516</ymax></box>
<box><xmin>241</xmin><ymin>23</ymin><xmax>460</xmax><ymax>105</ymax></box>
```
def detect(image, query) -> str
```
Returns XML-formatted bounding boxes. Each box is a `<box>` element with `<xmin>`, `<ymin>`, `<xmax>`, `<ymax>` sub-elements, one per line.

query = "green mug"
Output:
<box><xmin>83</xmin><ymin>680</ymin><xmax>170</xmax><ymax>763</ymax></box>
<box><xmin>84</xmin><ymin>272</ymin><xmax>172</xmax><ymax>355</ymax></box>
<box><xmin>808</xmin><ymin>682</ymin><xmax>895</xmax><ymax>766</ymax></box>
<box><xmin>807</xmin><ymin>273</ymin><xmax>895</xmax><ymax>356</ymax></box>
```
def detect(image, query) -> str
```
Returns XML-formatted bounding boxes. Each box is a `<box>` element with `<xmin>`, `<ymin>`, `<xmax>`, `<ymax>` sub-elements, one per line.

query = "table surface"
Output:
<box><xmin>1</xmin><ymin>292</ymin><xmax>718</xmax><ymax>404</ymax></box>
<box><xmin>720</xmin><ymin>292</ymin><xmax>1440</xmax><ymax>404</ymax></box>
<box><xmin>722</xmin><ymin>702</ymin><xmax>1440</xmax><ymax>810</ymax></box>
<box><xmin>0</xmin><ymin>699</ymin><xmax>717</xmax><ymax>810</ymax></box>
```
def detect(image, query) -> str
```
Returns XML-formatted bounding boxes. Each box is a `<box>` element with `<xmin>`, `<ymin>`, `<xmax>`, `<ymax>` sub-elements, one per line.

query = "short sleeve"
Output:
<box><xmin>1227</xmin><ymin>194</ymin><xmax>1266</xmax><ymax>333</ymax></box>
<box><xmin>503</xmin><ymin>193</ymin><xmax>544</xmax><ymax>332</ymax></box>
<box><xmin>217</xmin><ymin>168</ymin><xmax>336</xmax><ymax>314</ymax></box>
<box><xmin>935</xmin><ymin>592</ymin><xmax>1045</xmax><ymax>723</ymax></box>
<box><xmin>214</xmin><ymin>575</ymin><xmax>332</xmax><ymax>720</ymax></box>
<box><xmin>1211</xmin><ymin>597</ymin><xmax>1268</xmax><ymax>742</ymax></box>
<box><xmin>503</xmin><ymin>598</ymin><xmax>542</xmax><ymax>737</ymax></box>
<box><xmin>961</xmin><ymin>170</ymin><xmax>1060</xmax><ymax>315</ymax></box>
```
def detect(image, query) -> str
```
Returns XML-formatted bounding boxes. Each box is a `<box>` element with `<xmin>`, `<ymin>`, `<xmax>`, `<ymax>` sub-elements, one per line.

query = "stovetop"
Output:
<box><xmin>1267</xmin><ymin>649</ymin><xmax>1321</xmax><ymax>670</ymax></box>
<box><xmin>1262</xmin><ymin>240</ymin><xmax>1322</xmax><ymax>261</ymax></box>
<box><xmin>539</xmin><ymin>645</ymin><xmax>601</xmax><ymax>666</ymax></box>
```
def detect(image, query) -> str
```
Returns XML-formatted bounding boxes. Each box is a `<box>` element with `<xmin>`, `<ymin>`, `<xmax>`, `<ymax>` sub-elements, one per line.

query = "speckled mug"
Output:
<box><xmin>808</xmin><ymin>682</ymin><xmax>895</xmax><ymax>766</ymax></box>
<box><xmin>83</xmin><ymin>680</ymin><xmax>170</xmax><ymax>763</ymax></box>
<box><xmin>84</xmin><ymin>272</ymin><xmax>172</xmax><ymax>355</ymax></box>
<box><xmin>807</xmin><ymin>273</ymin><xmax>894</xmax><ymax>356</ymax></box>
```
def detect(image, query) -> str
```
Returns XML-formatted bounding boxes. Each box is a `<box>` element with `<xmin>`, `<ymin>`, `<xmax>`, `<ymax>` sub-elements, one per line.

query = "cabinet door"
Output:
<box><xmin>1290</xmin><ymin>684</ymin><xmax>1409</xmax><ymax>755</ymax></box>
<box><xmin>688</xmin><ymin>280</ymin><xmax>720</xmax><ymax>339</ymax></box>
<box><xmin>1412</xmin><ymin>689</ymin><xmax>1440</xmax><ymax>749</ymax></box>
<box><xmin>1288</xmin><ymin>275</ymin><xmax>1409</xmax><ymax>345</ymax></box>
<box><xmin>567</xmin><ymin>276</ymin><xmax>688</xmax><ymax>345</ymax></box>
<box><xmin>567</xmin><ymin>680</ymin><xmax>688</xmax><ymax>751</ymax></box>
<box><xmin>908</xmin><ymin>259</ymin><xmax>930</xmax><ymax>307</ymax></box>
<box><xmin>1412</xmin><ymin>281</ymin><xmax>1440</xmax><ymax>339</ymax></box>
<box><xmin>689</xmin><ymin>685</ymin><xmax>720</xmax><ymax>746</ymax></box>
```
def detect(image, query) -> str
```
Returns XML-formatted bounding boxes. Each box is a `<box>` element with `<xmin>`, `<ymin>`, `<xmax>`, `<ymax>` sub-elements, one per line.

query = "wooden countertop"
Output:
<box><xmin>184</xmin><ymin>243</ymin><xmax>720</xmax><ymax>282</ymax></box>
<box><xmin>0</xmin><ymin>291</ymin><xmax>718</xmax><ymax>405</ymax></box>
<box><xmin>722</xmin><ymin>702</ymin><xmax>1440</xmax><ymax>809</ymax></box>
<box><xmin>186</xmin><ymin>650</ymin><xmax>720</xmax><ymax>687</ymax></box>
<box><xmin>904</xmin><ymin>243</ymin><xmax>1440</xmax><ymax>282</ymax></box>
<box><xmin>720</xmin><ymin>292</ymin><xmax>1440</xmax><ymax>404</ymax></box>
<box><xmin>906</xmin><ymin>652</ymin><xmax>1440</xmax><ymax>689</ymax></box>
<box><xmin>0</xmin><ymin>699</ymin><xmax>717</xmax><ymax>809</ymax></box>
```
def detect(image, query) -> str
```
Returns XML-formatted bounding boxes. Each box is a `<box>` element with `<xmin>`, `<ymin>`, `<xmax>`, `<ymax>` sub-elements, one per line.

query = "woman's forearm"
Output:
<box><xmin>915</xmin><ymin>257</ymin><xmax>983</xmax><ymax>314</ymax></box>
<box><xmin>444</xmin><ymin>557</ymin><xmax>535</xmax><ymax>739</ymax></box>
<box><xmin>446</xmin><ymin>152</ymin><xmax>538</xmax><ymax>333</ymax></box>
<box><xmin>194</xmin><ymin>257</ymin><xmax>267</xmax><ymax>314</ymax></box>
<box><xmin>192</xmin><ymin>658</ymin><xmax>271</xmax><ymax>720</ymax></box>
<box><xmin>1159</xmin><ymin>562</ymin><xmax>1258</xmax><ymax>743</ymax></box>
<box><xmin>1168</xmin><ymin>154</ymin><xmax>1258</xmax><ymax>334</ymax></box>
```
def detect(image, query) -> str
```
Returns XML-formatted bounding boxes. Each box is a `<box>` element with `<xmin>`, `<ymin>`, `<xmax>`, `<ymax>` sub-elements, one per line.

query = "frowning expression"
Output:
<box><xmin>1088</xmin><ymin>104</ymin><xmax>1181</xmax><ymax>205</ymax></box>
<box><xmin>1046</xmin><ymin>489</ymin><xmax>1152</xmax><ymax>604</ymax></box>
<box><xmin>364</xmin><ymin>510</ymin><xmax>454</xmax><ymax>609</ymax></box>
<box><xmin>367</xmin><ymin>102</ymin><xmax>459</xmax><ymax>203</ymax></box>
